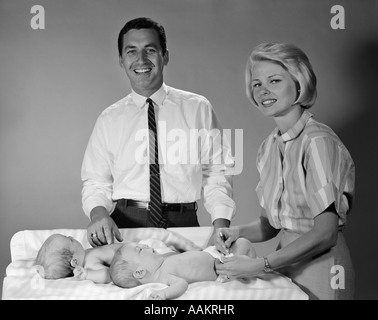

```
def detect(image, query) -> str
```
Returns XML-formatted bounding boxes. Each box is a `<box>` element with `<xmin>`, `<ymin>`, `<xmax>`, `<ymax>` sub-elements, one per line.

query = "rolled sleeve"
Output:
<box><xmin>305</xmin><ymin>136</ymin><xmax>355</xmax><ymax>223</ymax></box>
<box><xmin>202</xmin><ymin>165</ymin><xmax>236</xmax><ymax>222</ymax></box>
<box><xmin>81</xmin><ymin>180</ymin><xmax>115</xmax><ymax>218</ymax></box>
<box><xmin>199</xmin><ymin>101</ymin><xmax>236</xmax><ymax>223</ymax></box>
<box><xmin>81</xmin><ymin>116</ymin><xmax>115</xmax><ymax>219</ymax></box>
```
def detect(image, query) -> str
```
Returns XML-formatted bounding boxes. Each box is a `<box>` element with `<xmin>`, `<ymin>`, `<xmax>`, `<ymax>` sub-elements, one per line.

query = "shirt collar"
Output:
<box><xmin>131</xmin><ymin>83</ymin><xmax>168</xmax><ymax>108</ymax></box>
<box><xmin>274</xmin><ymin>110</ymin><xmax>313</xmax><ymax>142</ymax></box>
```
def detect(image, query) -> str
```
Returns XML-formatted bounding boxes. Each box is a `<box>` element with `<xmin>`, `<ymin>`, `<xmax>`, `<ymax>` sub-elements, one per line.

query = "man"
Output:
<box><xmin>81</xmin><ymin>17</ymin><xmax>235</xmax><ymax>247</ymax></box>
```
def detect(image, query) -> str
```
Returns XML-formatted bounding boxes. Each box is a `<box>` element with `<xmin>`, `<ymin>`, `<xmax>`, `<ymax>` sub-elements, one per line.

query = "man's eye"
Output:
<box><xmin>146</xmin><ymin>48</ymin><xmax>156</xmax><ymax>54</ymax></box>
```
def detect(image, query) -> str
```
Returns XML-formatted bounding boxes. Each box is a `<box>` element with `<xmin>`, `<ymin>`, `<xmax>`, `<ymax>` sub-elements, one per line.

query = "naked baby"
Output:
<box><xmin>34</xmin><ymin>230</ymin><xmax>200</xmax><ymax>283</ymax></box>
<box><xmin>110</xmin><ymin>237</ymin><xmax>256</xmax><ymax>299</ymax></box>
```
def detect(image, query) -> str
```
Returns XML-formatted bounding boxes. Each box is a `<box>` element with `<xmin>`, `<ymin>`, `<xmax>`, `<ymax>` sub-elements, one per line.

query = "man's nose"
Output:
<box><xmin>136</xmin><ymin>51</ymin><xmax>148</xmax><ymax>62</ymax></box>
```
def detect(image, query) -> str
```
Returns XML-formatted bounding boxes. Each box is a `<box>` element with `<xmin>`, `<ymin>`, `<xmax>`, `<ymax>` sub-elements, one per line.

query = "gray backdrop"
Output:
<box><xmin>1</xmin><ymin>0</ymin><xmax>377</xmax><ymax>299</ymax></box>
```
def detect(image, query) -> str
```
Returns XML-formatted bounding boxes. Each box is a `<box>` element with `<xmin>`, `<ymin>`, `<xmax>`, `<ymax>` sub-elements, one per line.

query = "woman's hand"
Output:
<box><xmin>215</xmin><ymin>255</ymin><xmax>265</xmax><ymax>281</ymax></box>
<box><xmin>214</xmin><ymin>227</ymin><xmax>240</xmax><ymax>255</ymax></box>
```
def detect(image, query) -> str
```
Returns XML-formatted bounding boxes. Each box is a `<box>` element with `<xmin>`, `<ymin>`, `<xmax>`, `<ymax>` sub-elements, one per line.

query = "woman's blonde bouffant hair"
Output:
<box><xmin>245</xmin><ymin>42</ymin><xmax>317</xmax><ymax>109</ymax></box>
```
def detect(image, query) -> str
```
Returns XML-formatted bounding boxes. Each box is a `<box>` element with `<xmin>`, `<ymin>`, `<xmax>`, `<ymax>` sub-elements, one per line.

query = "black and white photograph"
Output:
<box><xmin>0</xmin><ymin>0</ymin><xmax>377</xmax><ymax>303</ymax></box>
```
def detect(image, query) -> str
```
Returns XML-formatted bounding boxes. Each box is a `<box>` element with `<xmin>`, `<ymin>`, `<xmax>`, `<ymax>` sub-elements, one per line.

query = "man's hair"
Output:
<box><xmin>109</xmin><ymin>248</ymin><xmax>141</xmax><ymax>288</ymax></box>
<box><xmin>117</xmin><ymin>17</ymin><xmax>167</xmax><ymax>57</ymax></box>
<box><xmin>34</xmin><ymin>235</ymin><xmax>75</xmax><ymax>279</ymax></box>
<box><xmin>245</xmin><ymin>42</ymin><xmax>317</xmax><ymax>109</ymax></box>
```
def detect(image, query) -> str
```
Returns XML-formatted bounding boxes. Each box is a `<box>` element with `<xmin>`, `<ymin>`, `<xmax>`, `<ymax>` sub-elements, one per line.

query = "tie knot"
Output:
<box><xmin>146</xmin><ymin>98</ymin><xmax>153</xmax><ymax>105</ymax></box>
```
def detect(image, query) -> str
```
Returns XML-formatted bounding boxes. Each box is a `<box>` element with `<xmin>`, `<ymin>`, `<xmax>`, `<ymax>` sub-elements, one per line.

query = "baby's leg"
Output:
<box><xmin>230</xmin><ymin>238</ymin><xmax>256</xmax><ymax>258</ymax></box>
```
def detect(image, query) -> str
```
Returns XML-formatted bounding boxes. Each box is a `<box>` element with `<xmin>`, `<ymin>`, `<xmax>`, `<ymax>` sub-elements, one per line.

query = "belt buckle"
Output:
<box><xmin>146</xmin><ymin>202</ymin><xmax>149</xmax><ymax>210</ymax></box>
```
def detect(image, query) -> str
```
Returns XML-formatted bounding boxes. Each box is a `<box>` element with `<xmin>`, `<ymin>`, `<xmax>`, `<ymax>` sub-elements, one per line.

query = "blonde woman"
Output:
<box><xmin>215</xmin><ymin>43</ymin><xmax>355</xmax><ymax>300</ymax></box>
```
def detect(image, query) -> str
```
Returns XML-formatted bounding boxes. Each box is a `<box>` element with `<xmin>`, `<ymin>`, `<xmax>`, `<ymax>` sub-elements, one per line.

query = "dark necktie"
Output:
<box><xmin>146</xmin><ymin>98</ymin><xmax>166</xmax><ymax>228</ymax></box>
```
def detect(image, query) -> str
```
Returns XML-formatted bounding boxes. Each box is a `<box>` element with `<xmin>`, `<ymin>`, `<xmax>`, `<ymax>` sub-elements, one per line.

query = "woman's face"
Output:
<box><xmin>250</xmin><ymin>60</ymin><xmax>299</xmax><ymax>118</ymax></box>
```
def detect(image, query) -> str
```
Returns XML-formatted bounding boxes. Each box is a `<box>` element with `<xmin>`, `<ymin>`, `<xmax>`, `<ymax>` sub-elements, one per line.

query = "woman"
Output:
<box><xmin>215</xmin><ymin>43</ymin><xmax>355</xmax><ymax>300</ymax></box>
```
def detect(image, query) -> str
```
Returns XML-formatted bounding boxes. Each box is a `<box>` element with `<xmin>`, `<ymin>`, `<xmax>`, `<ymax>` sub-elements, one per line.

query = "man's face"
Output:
<box><xmin>119</xmin><ymin>28</ymin><xmax>169</xmax><ymax>97</ymax></box>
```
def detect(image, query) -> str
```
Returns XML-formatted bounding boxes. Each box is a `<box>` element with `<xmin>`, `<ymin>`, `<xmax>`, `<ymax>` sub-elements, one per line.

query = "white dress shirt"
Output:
<box><xmin>81</xmin><ymin>84</ymin><xmax>235</xmax><ymax>222</ymax></box>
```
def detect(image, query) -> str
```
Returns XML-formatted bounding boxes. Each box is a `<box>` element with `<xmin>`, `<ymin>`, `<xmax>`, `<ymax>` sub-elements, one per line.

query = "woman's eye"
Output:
<box><xmin>252</xmin><ymin>83</ymin><xmax>260</xmax><ymax>88</ymax></box>
<box><xmin>271</xmin><ymin>79</ymin><xmax>281</xmax><ymax>84</ymax></box>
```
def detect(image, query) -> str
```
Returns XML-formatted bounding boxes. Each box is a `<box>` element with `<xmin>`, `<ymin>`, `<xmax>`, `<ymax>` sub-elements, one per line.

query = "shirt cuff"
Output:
<box><xmin>210</xmin><ymin>205</ymin><xmax>235</xmax><ymax>223</ymax></box>
<box><xmin>82</xmin><ymin>198</ymin><xmax>114</xmax><ymax>219</ymax></box>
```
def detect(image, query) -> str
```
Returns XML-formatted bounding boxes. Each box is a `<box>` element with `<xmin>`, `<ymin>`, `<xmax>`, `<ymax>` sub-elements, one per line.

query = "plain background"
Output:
<box><xmin>0</xmin><ymin>0</ymin><xmax>377</xmax><ymax>299</ymax></box>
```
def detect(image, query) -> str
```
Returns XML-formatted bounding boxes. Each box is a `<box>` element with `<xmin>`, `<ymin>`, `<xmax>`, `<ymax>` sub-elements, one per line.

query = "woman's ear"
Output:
<box><xmin>133</xmin><ymin>267</ymin><xmax>147</xmax><ymax>279</ymax></box>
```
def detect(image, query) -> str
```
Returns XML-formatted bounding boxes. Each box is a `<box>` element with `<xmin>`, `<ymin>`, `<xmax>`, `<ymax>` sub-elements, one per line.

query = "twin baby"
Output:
<box><xmin>35</xmin><ymin>233</ymin><xmax>256</xmax><ymax>299</ymax></box>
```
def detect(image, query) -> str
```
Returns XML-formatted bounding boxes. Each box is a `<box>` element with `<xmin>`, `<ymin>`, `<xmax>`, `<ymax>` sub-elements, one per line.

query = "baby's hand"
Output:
<box><xmin>73</xmin><ymin>266</ymin><xmax>87</xmax><ymax>280</ymax></box>
<box><xmin>148</xmin><ymin>290</ymin><xmax>166</xmax><ymax>300</ymax></box>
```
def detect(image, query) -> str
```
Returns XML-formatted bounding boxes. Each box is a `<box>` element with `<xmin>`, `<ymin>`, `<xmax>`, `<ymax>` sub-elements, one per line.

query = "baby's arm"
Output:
<box><xmin>86</xmin><ymin>268</ymin><xmax>111</xmax><ymax>284</ymax></box>
<box><xmin>74</xmin><ymin>265</ymin><xmax>111</xmax><ymax>284</ymax></box>
<box><xmin>149</xmin><ymin>274</ymin><xmax>188</xmax><ymax>300</ymax></box>
<box><xmin>164</xmin><ymin>231</ymin><xmax>202</xmax><ymax>252</ymax></box>
<box><xmin>144</xmin><ymin>228</ymin><xmax>201</xmax><ymax>252</ymax></box>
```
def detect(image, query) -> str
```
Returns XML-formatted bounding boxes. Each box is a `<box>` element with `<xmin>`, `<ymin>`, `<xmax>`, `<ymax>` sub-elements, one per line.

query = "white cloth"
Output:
<box><xmin>203</xmin><ymin>245</ymin><xmax>234</xmax><ymax>261</ymax></box>
<box><xmin>2</xmin><ymin>227</ymin><xmax>308</xmax><ymax>300</ymax></box>
<box><xmin>81</xmin><ymin>83</ymin><xmax>235</xmax><ymax>222</ymax></box>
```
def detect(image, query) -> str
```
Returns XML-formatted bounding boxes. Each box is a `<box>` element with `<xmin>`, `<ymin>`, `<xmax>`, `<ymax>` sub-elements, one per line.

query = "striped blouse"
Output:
<box><xmin>256</xmin><ymin>110</ymin><xmax>355</xmax><ymax>233</ymax></box>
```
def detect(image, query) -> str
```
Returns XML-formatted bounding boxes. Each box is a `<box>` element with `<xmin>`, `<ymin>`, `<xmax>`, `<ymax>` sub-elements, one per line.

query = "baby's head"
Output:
<box><xmin>34</xmin><ymin>234</ymin><xmax>85</xmax><ymax>279</ymax></box>
<box><xmin>109</xmin><ymin>242</ymin><xmax>164</xmax><ymax>288</ymax></box>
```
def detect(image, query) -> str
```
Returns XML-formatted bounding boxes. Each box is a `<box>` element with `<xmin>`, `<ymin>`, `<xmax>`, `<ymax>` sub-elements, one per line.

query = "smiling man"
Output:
<box><xmin>81</xmin><ymin>17</ymin><xmax>235</xmax><ymax>247</ymax></box>
<box><xmin>120</xmin><ymin>27</ymin><xmax>168</xmax><ymax>97</ymax></box>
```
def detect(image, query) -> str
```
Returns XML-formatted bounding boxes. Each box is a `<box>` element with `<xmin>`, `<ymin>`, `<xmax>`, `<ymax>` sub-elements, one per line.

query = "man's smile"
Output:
<box><xmin>134</xmin><ymin>67</ymin><xmax>152</xmax><ymax>74</ymax></box>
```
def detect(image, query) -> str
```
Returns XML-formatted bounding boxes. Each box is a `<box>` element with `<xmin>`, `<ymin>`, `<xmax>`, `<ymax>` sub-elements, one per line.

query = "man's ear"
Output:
<box><xmin>163</xmin><ymin>50</ymin><xmax>169</xmax><ymax>66</ymax></box>
<box><xmin>119</xmin><ymin>56</ymin><xmax>124</xmax><ymax>68</ymax></box>
<box><xmin>133</xmin><ymin>267</ymin><xmax>147</xmax><ymax>279</ymax></box>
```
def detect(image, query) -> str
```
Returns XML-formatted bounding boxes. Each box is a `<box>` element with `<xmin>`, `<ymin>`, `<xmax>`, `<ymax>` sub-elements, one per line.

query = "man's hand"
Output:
<box><xmin>206</xmin><ymin>218</ymin><xmax>230</xmax><ymax>246</ymax></box>
<box><xmin>214</xmin><ymin>226</ymin><xmax>239</xmax><ymax>255</ymax></box>
<box><xmin>87</xmin><ymin>206</ymin><xmax>123</xmax><ymax>247</ymax></box>
<box><xmin>212</xmin><ymin>218</ymin><xmax>231</xmax><ymax>230</ymax></box>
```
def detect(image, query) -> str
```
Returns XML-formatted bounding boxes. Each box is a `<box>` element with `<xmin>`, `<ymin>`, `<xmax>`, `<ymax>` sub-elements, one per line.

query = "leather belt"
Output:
<box><xmin>119</xmin><ymin>199</ymin><xmax>196</xmax><ymax>211</ymax></box>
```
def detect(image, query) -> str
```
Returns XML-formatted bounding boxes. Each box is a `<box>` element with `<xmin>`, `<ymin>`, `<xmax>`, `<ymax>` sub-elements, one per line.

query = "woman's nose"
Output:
<box><xmin>260</xmin><ymin>86</ymin><xmax>270</xmax><ymax>95</ymax></box>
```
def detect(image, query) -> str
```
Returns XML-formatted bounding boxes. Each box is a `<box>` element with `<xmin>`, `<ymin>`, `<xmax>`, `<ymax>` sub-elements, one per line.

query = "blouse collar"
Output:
<box><xmin>274</xmin><ymin>110</ymin><xmax>313</xmax><ymax>142</ymax></box>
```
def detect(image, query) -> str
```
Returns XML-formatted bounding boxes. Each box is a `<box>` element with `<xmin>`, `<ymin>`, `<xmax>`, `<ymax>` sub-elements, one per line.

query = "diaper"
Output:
<box><xmin>203</xmin><ymin>246</ymin><xmax>234</xmax><ymax>282</ymax></box>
